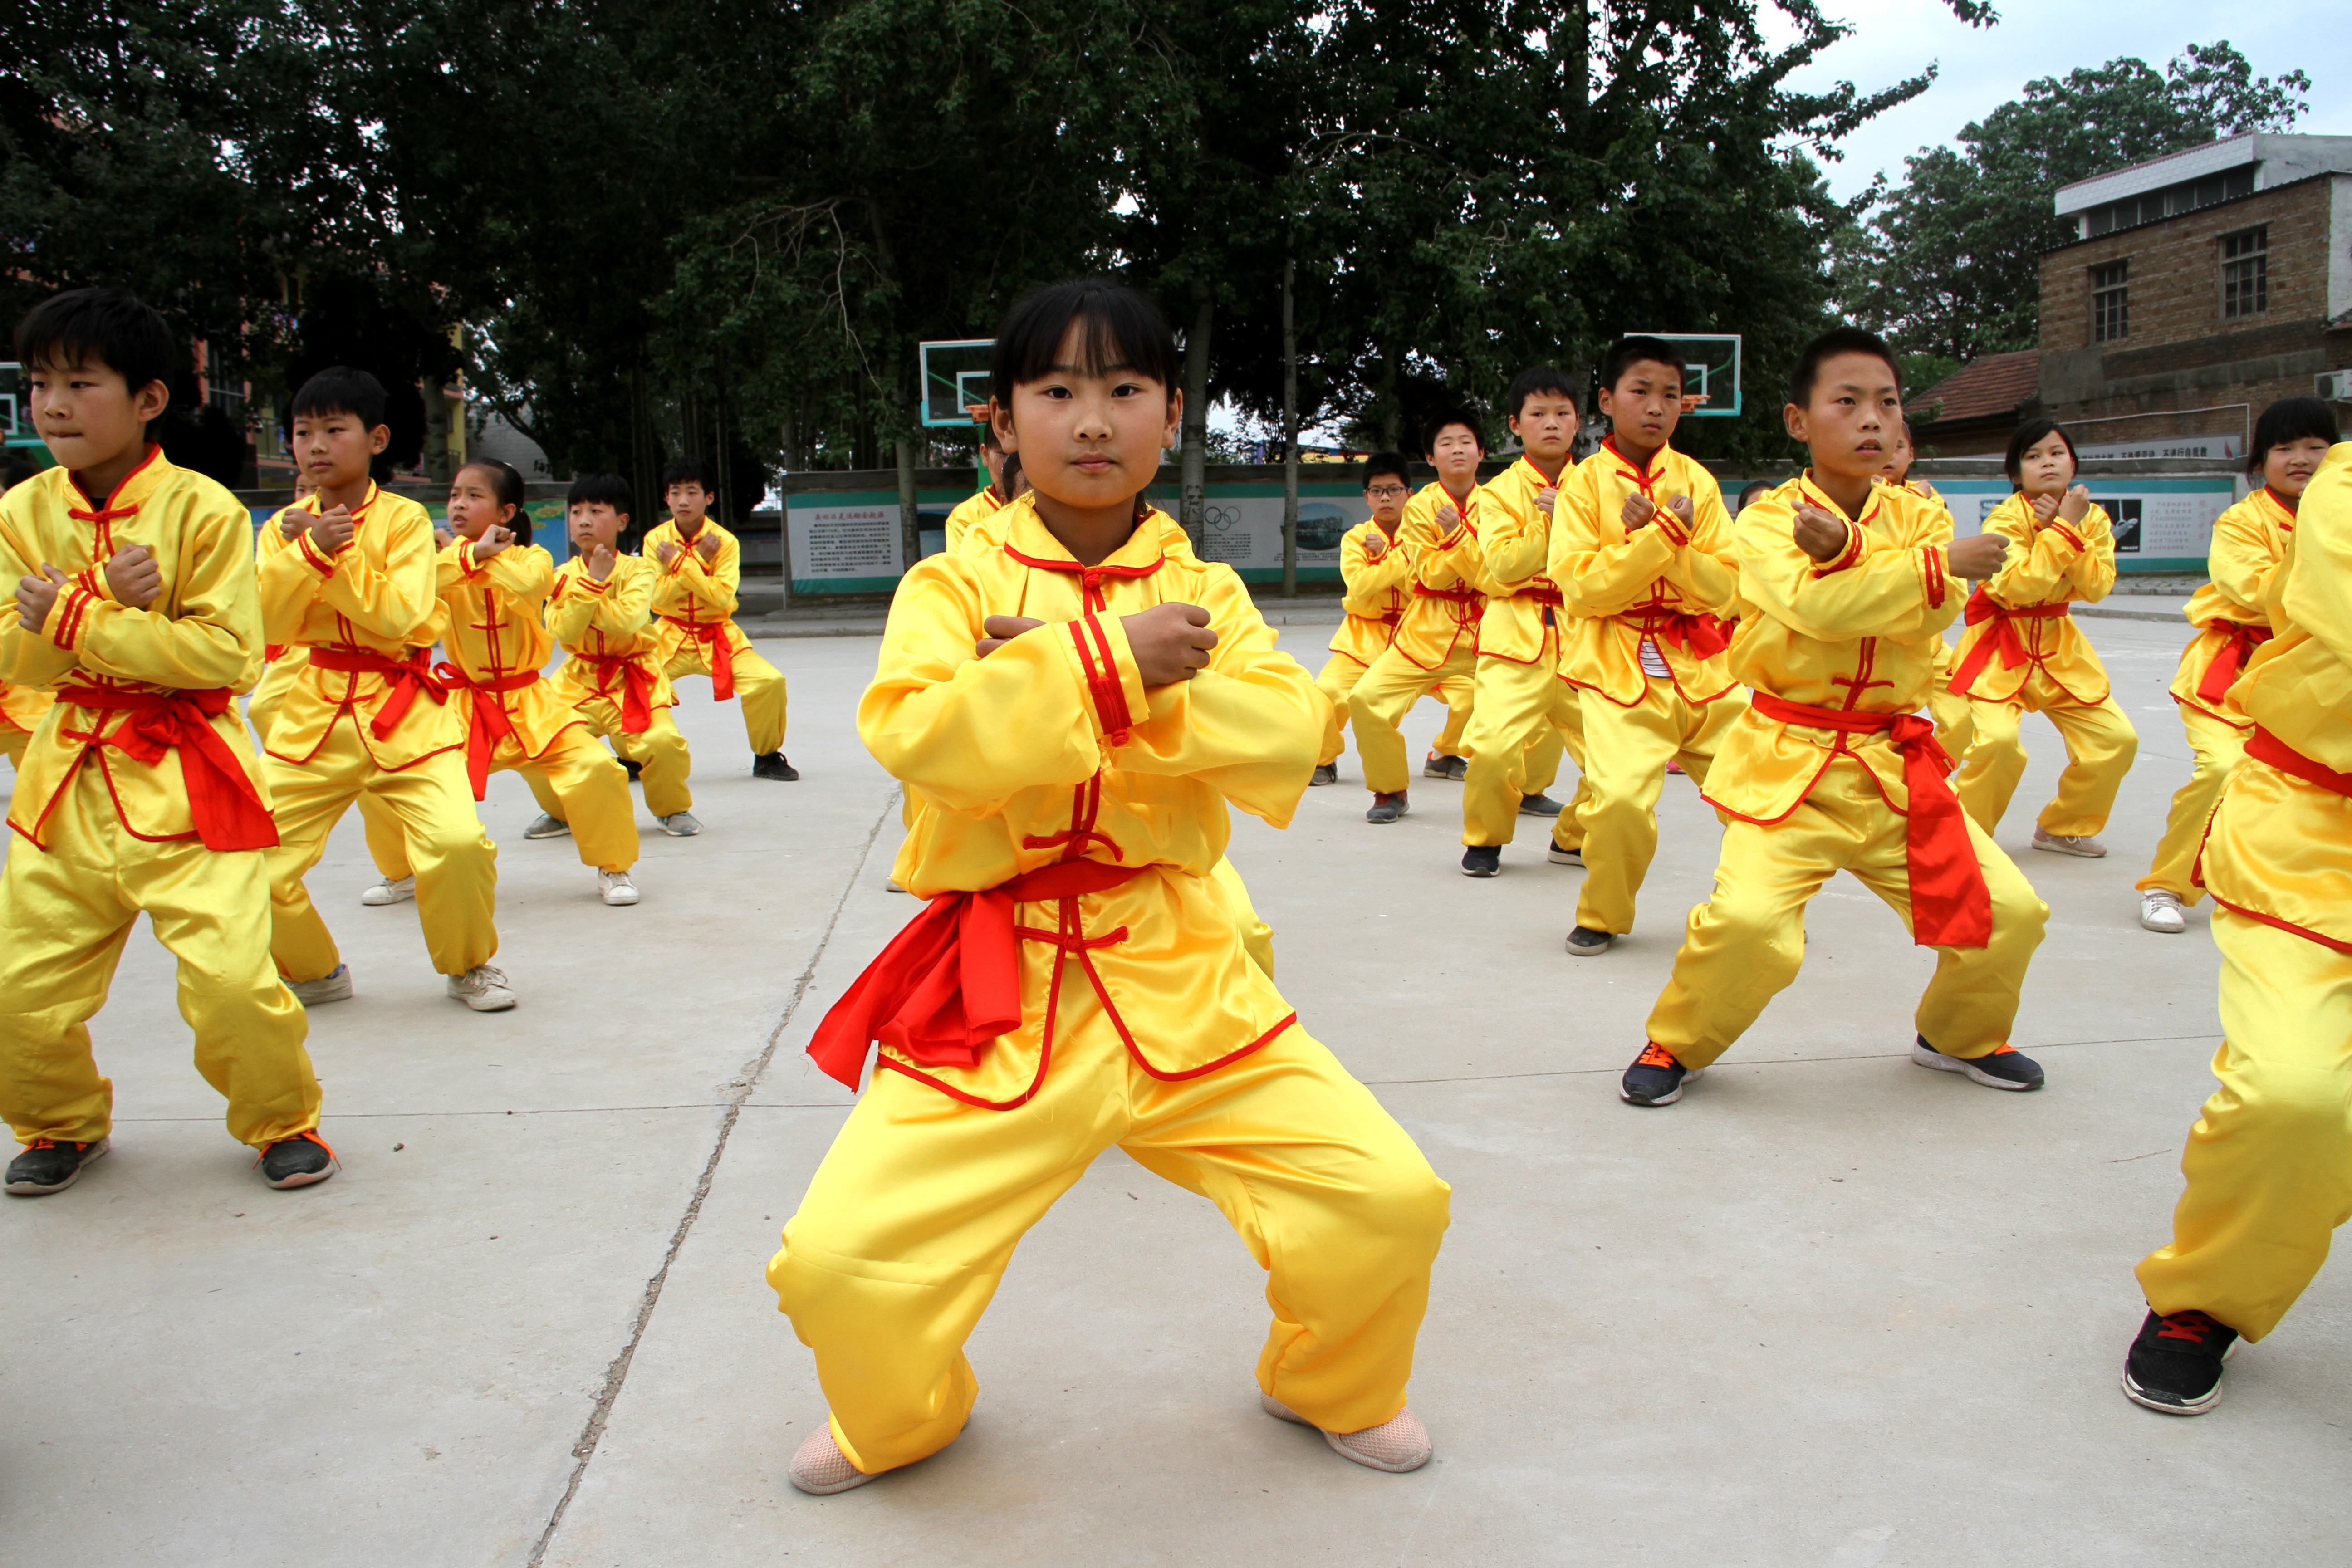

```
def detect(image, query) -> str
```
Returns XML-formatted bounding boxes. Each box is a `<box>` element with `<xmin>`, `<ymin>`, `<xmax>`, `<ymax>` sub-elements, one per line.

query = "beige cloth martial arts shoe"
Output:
<box><xmin>361</xmin><ymin>874</ymin><xmax>415</xmax><ymax>906</ymax></box>
<box><xmin>1260</xmin><ymin>1393</ymin><xmax>1432</xmax><ymax>1472</ymax></box>
<box><xmin>789</xmin><ymin>1426</ymin><xmax>879</xmax><ymax>1494</ymax></box>
<box><xmin>447</xmin><ymin>964</ymin><xmax>517</xmax><ymax>1012</ymax></box>
<box><xmin>2032</xmin><ymin>826</ymin><xmax>2107</xmax><ymax>858</ymax></box>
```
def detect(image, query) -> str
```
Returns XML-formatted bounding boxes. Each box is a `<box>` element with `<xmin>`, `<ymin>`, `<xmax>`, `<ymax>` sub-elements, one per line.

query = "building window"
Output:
<box><xmin>2091</xmin><ymin>261</ymin><xmax>2129</xmax><ymax>343</ymax></box>
<box><xmin>2222</xmin><ymin>227</ymin><xmax>2268</xmax><ymax>318</ymax></box>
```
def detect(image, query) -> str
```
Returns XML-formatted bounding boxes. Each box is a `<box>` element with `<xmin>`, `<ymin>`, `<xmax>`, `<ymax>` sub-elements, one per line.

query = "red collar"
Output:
<box><xmin>2261</xmin><ymin>485</ymin><xmax>2300</xmax><ymax>526</ymax></box>
<box><xmin>1602</xmin><ymin>436</ymin><xmax>1667</xmax><ymax>486</ymax></box>
<box><xmin>1797</xmin><ymin>473</ymin><xmax>1881</xmax><ymax>530</ymax></box>
<box><xmin>68</xmin><ymin>443</ymin><xmax>162</xmax><ymax>524</ymax></box>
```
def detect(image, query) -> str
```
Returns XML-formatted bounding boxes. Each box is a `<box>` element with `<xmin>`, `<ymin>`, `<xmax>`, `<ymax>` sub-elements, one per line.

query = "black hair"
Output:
<box><xmin>457</xmin><ymin>456</ymin><xmax>531</xmax><ymax>549</ymax></box>
<box><xmin>662</xmin><ymin>455</ymin><xmax>719</xmax><ymax>492</ymax></box>
<box><xmin>1421</xmin><ymin>407</ymin><xmax>1485</xmax><ymax>456</ymax></box>
<box><xmin>13</xmin><ymin>288</ymin><xmax>175</xmax><ymax>400</ymax></box>
<box><xmin>980</xmin><ymin>422</ymin><xmax>1004</xmax><ymax>452</ymax></box>
<box><xmin>1598</xmin><ymin>337</ymin><xmax>1686</xmax><ymax>396</ymax></box>
<box><xmin>2003</xmin><ymin>418</ymin><xmax>2078</xmax><ymax>485</ymax></box>
<box><xmin>1786</xmin><ymin>328</ymin><xmax>1901</xmax><ymax>408</ymax></box>
<box><xmin>2249</xmin><ymin>397</ymin><xmax>2340</xmax><ymax>477</ymax></box>
<box><xmin>1362</xmin><ymin>451</ymin><xmax>1413</xmax><ymax>489</ymax></box>
<box><xmin>1736</xmin><ymin>479</ymin><xmax>1774</xmax><ymax>510</ymax></box>
<box><xmin>1505</xmin><ymin>367</ymin><xmax>1579</xmax><ymax>420</ymax></box>
<box><xmin>291</xmin><ymin>366</ymin><xmax>389</xmax><ymax>431</ymax></box>
<box><xmin>565</xmin><ymin>472</ymin><xmax>633</xmax><ymax>514</ymax></box>
<box><xmin>2</xmin><ymin>448</ymin><xmax>44</xmax><ymax>491</ymax></box>
<box><xmin>991</xmin><ymin>278</ymin><xmax>1182</xmax><ymax>407</ymax></box>
<box><xmin>1000</xmin><ymin>449</ymin><xmax>1025</xmax><ymax>497</ymax></box>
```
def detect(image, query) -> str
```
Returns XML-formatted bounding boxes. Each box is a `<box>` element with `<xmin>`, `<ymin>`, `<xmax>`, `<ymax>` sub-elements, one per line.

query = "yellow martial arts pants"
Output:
<box><xmin>570</xmin><ymin>700</ymin><xmax>693</xmax><ymax>820</ymax></box>
<box><xmin>1574</xmin><ymin>684</ymin><xmax>1746</xmax><ymax>936</ymax></box>
<box><xmin>0</xmin><ymin>769</ymin><xmax>318</xmax><ymax>1148</ymax></box>
<box><xmin>366</xmin><ymin>728</ymin><xmax>640</xmax><ymax>876</ymax></box>
<box><xmin>2136</xmin><ymin>909</ymin><xmax>2352</xmax><ymax>1341</ymax></box>
<box><xmin>1460</xmin><ymin>656</ymin><xmax>1586</xmax><ymax>848</ymax></box>
<box><xmin>1647</xmin><ymin>760</ymin><xmax>2049</xmax><ymax>1067</ymax></box>
<box><xmin>666</xmin><ymin>639</ymin><xmax>788</xmax><ymax>756</ymax></box>
<box><xmin>1207</xmin><ymin>857</ymin><xmax>1276</xmax><ymax>979</ymax></box>
<box><xmin>2136</xmin><ymin>706</ymin><xmax>2249</xmax><ymax>905</ymax></box>
<box><xmin>1954</xmin><ymin>676</ymin><xmax>2138</xmax><ymax>838</ymax></box>
<box><xmin>1348</xmin><ymin>642</ymin><xmax>1480</xmax><ymax>796</ymax></box>
<box><xmin>1313</xmin><ymin>653</ymin><xmax>1470</xmax><ymax>770</ymax></box>
<box><xmin>264</xmin><ymin>724</ymin><xmax>500</xmax><ymax>983</ymax></box>
<box><xmin>1927</xmin><ymin>640</ymin><xmax>1972</xmax><ymax>764</ymax></box>
<box><xmin>0</xmin><ymin>727</ymin><xmax>26</xmax><ymax>769</ymax></box>
<box><xmin>244</xmin><ymin>656</ymin><xmax>301</xmax><ymax>749</ymax></box>
<box><xmin>768</xmin><ymin>1021</ymin><xmax>1450</xmax><ymax>1475</ymax></box>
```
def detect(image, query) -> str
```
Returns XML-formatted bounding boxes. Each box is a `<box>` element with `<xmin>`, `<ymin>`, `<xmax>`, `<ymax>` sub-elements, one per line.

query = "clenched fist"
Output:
<box><xmin>1121</xmin><ymin>601</ymin><xmax>1218</xmax><ymax>686</ymax></box>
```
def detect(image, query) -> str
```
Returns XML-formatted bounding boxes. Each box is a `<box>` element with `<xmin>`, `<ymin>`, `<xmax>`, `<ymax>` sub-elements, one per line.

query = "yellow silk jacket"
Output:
<box><xmin>2200</xmin><ymin>442</ymin><xmax>2352</xmax><ymax>948</ymax></box>
<box><xmin>547</xmin><ymin>553</ymin><xmax>678</xmax><ymax>712</ymax></box>
<box><xmin>864</xmin><ymin>496</ymin><xmax>1318</xmax><ymax>1105</ymax></box>
<box><xmin>1704</xmin><ymin>475</ymin><xmax>1965</xmax><ymax>824</ymax></box>
<box><xmin>942</xmin><ymin>485</ymin><xmax>1006</xmax><ymax>554</ymax></box>
<box><xmin>2172</xmin><ymin>487</ymin><xmax>2295</xmax><ymax>723</ymax></box>
<box><xmin>0</xmin><ymin>681</ymin><xmax>55</xmax><ymax>735</ymax></box>
<box><xmin>1949</xmin><ymin>491</ymin><xmax>2117</xmax><ymax>705</ymax></box>
<box><xmin>643</xmin><ymin>517</ymin><xmax>754</xmax><ymax>660</ymax></box>
<box><xmin>1551</xmin><ymin>440</ymin><xmax>1740</xmax><ymax>706</ymax></box>
<box><xmin>1326</xmin><ymin>517</ymin><xmax>1416</xmax><ymax>666</ymax></box>
<box><xmin>0</xmin><ymin>449</ymin><xmax>274</xmax><ymax>846</ymax></box>
<box><xmin>255</xmin><ymin>484</ymin><xmax>458</xmax><ymax>769</ymax></box>
<box><xmin>433</xmin><ymin>539</ymin><xmax>581</xmax><ymax>756</ymax></box>
<box><xmin>1472</xmin><ymin>456</ymin><xmax>1572</xmax><ymax>665</ymax></box>
<box><xmin>1387</xmin><ymin>480</ymin><xmax>1484</xmax><ymax>667</ymax></box>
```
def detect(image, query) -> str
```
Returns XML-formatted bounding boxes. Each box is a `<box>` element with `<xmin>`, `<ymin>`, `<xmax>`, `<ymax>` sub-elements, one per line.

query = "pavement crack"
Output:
<box><xmin>527</xmin><ymin>785</ymin><xmax>899</xmax><ymax>1567</ymax></box>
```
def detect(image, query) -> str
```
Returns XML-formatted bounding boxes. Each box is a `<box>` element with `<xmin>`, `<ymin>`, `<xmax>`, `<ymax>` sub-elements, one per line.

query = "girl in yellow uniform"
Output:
<box><xmin>771</xmin><ymin>279</ymin><xmax>1448</xmax><ymax>1494</ymax></box>
<box><xmin>1948</xmin><ymin>418</ymin><xmax>2137</xmax><ymax>855</ymax></box>
<box><xmin>2135</xmin><ymin>398</ymin><xmax>2338</xmax><ymax>934</ymax></box>
<box><xmin>2123</xmin><ymin>439</ymin><xmax>2352</xmax><ymax>1416</ymax></box>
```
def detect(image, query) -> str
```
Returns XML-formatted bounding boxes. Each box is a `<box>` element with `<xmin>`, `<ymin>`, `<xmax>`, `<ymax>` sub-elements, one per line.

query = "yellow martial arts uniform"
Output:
<box><xmin>2138</xmin><ymin>487</ymin><xmax>2295</xmax><ymax>903</ymax></box>
<box><xmin>1950</xmin><ymin>493</ymin><xmax>2138</xmax><ymax>837</ymax></box>
<box><xmin>1646</xmin><ymin>475</ymin><xmax>2049</xmax><ymax>1066</ymax></box>
<box><xmin>772</xmin><ymin>497</ymin><xmax>1449</xmax><ymax>1475</ymax></box>
<box><xmin>941</xmin><ymin>483</ymin><xmax>1006</xmax><ymax>554</ymax></box>
<box><xmin>1310</xmin><ymin>517</ymin><xmax>1473</xmax><ymax>768</ymax></box>
<box><xmin>1552</xmin><ymin>441</ymin><xmax>1747</xmax><ymax>932</ymax></box>
<box><xmin>644</xmin><ymin>517</ymin><xmax>788</xmax><ymax>757</ymax></box>
<box><xmin>1460</xmin><ymin>456</ymin><xmax>1587</xmax><ymax>848</ymax></box>
<box><xmin>258</xmin><ymin>485</ymin><xmax>500</xmax><ymax>982</ymax></box>
<box><xmin>0</xmin><ymin>681</ymin><xmax>53</xmax><ymax>769</ymax></box>
<box><xmin>2136</xmin><ymin>442</ymin><xmax>2352</xmax><ymax>1341</ymax></box>
<box><xmin>548</xmin><ymin>552</ymin><xmax>693</xmax><ymax>820</ymax></box>
<box><xmin>1896</xmin><ymin>485</ymin><xmax>1973</xmax><ymax>760</ymax></box>
<box><xmin>367</xmin><ymin>537</ymin><xmax>641</xmax><ymax>877</ymax></box>
<box><xmin>0</xmin><ymin>450</ymin><xmax>318</xmax><ymax>1148</ymax></box>
<box><xmin>1347</xmin><ymin>481</ymin><xmax>1486</xmax><ymax>796</ymax></box>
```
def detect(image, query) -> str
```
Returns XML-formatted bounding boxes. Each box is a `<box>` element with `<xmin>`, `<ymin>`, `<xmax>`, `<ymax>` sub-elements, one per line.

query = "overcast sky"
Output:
<box><xmin>1774</xmin><ymin>0</ymin><xmax>2351</xmax><ymax>201</ymax></box>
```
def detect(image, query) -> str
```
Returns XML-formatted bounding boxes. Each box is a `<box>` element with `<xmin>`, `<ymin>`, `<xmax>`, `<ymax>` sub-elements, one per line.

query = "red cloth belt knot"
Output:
<box><xmin>1750</xmin><ymin>694</ymin><xmax>1990</xmax><ymax>949</ymax></box>
<box><xmin>1631</xmin><ymin>607</ymin><xmax>1733</xmax><ymax>660</ymax></box>
<box><xmin>576</xmin><ymin>653</ymin><xmax>658</xmax><ymax>734</ymax></box>
<box><xmin>435</xmin><ymin>662</ymin><xmax>541</xmax><ymax>800</ymax></box>
<box><xmin>2247</xmin><ymin>728</ymin><xmax>2352</xmax><ymax>797</ymax></box>
<box><xmin>807</xmin><ymin>858</ymin><xmax>1147</xmax><ymax>1091</ymax></box>
<box><xmin>305</xmin><ymin>645</ymin><xmax>451</xmax><ymax>739</ymax></box>
<box><xmin>55</xmin><ymin>684</ymin><xmax>278</xmax><ymax>851</ymax></box>
<box><xmin>1518</xmin><ymin>585</ymin><xmax>1565</xmax><ymax>608</ymax></box>
<box><xmin>1002</xmin><ymin>544</ymin><xmax>1168</xmax><ymax>613</ymax></box>
<box><xmin>2195</xmin><ymin>622</ymin><xmax>2274</xmax><ymax>705</ymax></box>
<box><xmin>1947</xmin><ymin>588</ymin><xmax>2070</xmax><ymax>692</ymax></box>
<box><xmin>662</xmin><ymin>615</ymin><xmax>737</xmax><ymax>700</ymax></box>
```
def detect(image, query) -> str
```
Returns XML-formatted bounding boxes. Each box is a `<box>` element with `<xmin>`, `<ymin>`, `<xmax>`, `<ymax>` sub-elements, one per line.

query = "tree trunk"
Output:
<box><xmin>421</xmin><ymin>377</ymin><xmax>453</xmax><ymax>483</ymax></box>
<box><xmin>895</xmin><ymin>434</ymin><xmax>921</xmax><ymax>579</ymax></box>
<box><xmin>1180</xmin><ymin>281</ymin><xmax>1214</xmax><ymax>545</ymax></box>
<box><xmin>1281</xmin><ymin>254</ymin><xmax>1298</xmax><ymax>598</ymax></box>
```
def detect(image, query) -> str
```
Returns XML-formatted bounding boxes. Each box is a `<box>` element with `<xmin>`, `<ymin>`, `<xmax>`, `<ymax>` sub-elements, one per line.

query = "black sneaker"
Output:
<box><xmin>259</xmin><ymin>1130</ymin><xmax>340</xmax><ymax>1189</ymax></box>
<box><xmin>1911</xmin><ymin>1034</ymin><xmax>2044</xmax><ymax>1090</ymax></box>
<box><xmin>2123</xmin><ymin>1308</ymin><xmax>2237</xmax><ymax>1415</ymax></box>
<box><xmin>1460</xmin><ymin>845</ymin><xmax>1501</xmax><ymax>877</ymax></box>
<box><xmin>1620</xmin><ymin>1043</ymin><xmax>1698</xmax><ymax>1106</ymax></box>
<box><xmin>1547</xmin><ymin>843</ymin><xmax>1584</xmax><ymax>867</ymax></box>
<box><xmin>5</xmin><ymin>1135</ymin><xmax>109</xmax><ymax>1196</ymax></box>
<box><xmin>753</xmin><ymin>752</ymin><xmax>800</xmax><ymax>781</ymax></box>
<box><xmin>620</xmin><ymin>758</ymin><xmax>643</xmax><ymax>782</ymax></box>
<box><xmin>1366</xmin><ymin>791</ymin><xmax>1408</xmax><ymax>824</ymax></box>
<box><xmin>1434</xmin><ymin>754</ymin><xmax>1468</xmax><ymax>781</ymax></box>
<box><xmin>1518</xmin><ymin>792</ymin><xmax>1564</xmax><ymax>817</ymax></box>
<box><xmin>1566</xmin><ymin>925</ymin><xmax>1614</xmax><ymax>957</ymax></box>
<box><xmin>1309</xmin><ymin>763</ymin><xmax>1339</xmax><ymax>786</ymax></box>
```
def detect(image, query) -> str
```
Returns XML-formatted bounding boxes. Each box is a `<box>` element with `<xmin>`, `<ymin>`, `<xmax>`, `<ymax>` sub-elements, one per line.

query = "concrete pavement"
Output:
<box><xmin>4</xmin><ymin>617</ymin><xmax>2347</xmax><ymax>1567</ymax></box>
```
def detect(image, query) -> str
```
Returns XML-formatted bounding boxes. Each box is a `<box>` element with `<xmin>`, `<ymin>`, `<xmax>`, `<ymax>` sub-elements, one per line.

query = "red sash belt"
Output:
<box><xmin>2195</xmin><ymin>622</ymin><xmax>2273</xmax><ymax>705</ymax></box>
<box><xmin>1518</xmin><ymin>585</ymin><xmax>1565</xmax><ymax>608</ymax></box>
<box><xmin>305</xmin><ymin>645</ymin><xmax>451</xmax><ymax>740</ymax></box>
<box><xmin>1630</xmin><ymin>607</ymin><xmax>1733</xmax><ymax>660</ymax></box>
<box><xmin>575</xmin><ymin>653</ymin><xmax>657</xmax><ymax>734</ymax></box>
<box><xmin>2247</xmin><ymin>728</ymin><xmax>2352</xmax><ymax>797</ymax></box>
<box><xmin>1414</xmin><ymin>583</ymin><xmax>1483</xmax><ymax>627</ymax></box>
<box><xmin>663</xmin><ymin>616</ymin><xmax>736</xmax><ymax>700</ymax></box>
<box><xmin>808</xmin><ymin>858</ymin><xmax>1145</xmax><ymax>1091</ymax></box>
<box><xmin>435</xmin><ymin>663</ymin><xmax>541</xmax><ymax>801</ymax></box>
<box><xmin>1948</xmin><ymin>590</ymin><xmax>2070</xmax><ymax>693</ymax></box>
<box><xmin>56</xmin><ymin>685</ymin><xmax>278</xmax><ymax>851</ymax></box>
<box><xmin>1750</xmin><ymin>694</ymin><xmax>1990</xmax><ymax>948</ymax></box>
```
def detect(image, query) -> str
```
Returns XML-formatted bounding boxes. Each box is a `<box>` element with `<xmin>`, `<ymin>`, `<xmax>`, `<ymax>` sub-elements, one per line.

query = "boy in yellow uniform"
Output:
<box><xmin>773</xmin><ymin>279</ymin><xmax>1448</xmax><ymax>1494</ymax></box>
<box><xmin>2135</xmin><ymin>398</ymin><xmax>2337</xmax><ymax>934</ymax></box>
<box><xmin>1621</xmin><ymin>328</ymin><xmax>2047</xmax><ymax>1107</ymax></box>
<box><xmin>362</xmin><ymin>459</ymin><xmax>645</xmax><ymax>907</ymax></box>
<box><xmin>0</xmin><ymin>288</ymin><xmax>332</xmax><ymax>1195</ymax></box>
<box><xmin>257</xmin><ymin>368</ymin><xmax>511</xmax><ymax>1012</ymax></box>
<box><xmin>941</xmin><ymin>426</ymin><xmax>1013</xmax><ymax>553</ymax></box>
<box><xmin>540</xmin><ymin>475</ymin><xmax>696</xmax><ymax>836</ymax></box>
<box><xmin>1457</xmin><ymin>371</ymin><xmax>1588</xmax><ymax>874</ymax></box>
<box><xmin>1947</xmin><ymin>418</ymin><xmax>2137</xmax><ymax>855</ymax></box>
<box><xmin>1548</xmin><ymin>340</ymin><xmax>1745</xmax><ymax>946</ymax></box>
<box><xmin>646</xmin><ymin>456</ymin><xmax>795</xmax><ymax>781</ymax></box>
<box><xmin>2122</xmin><ymin>437</ymin><xmax>2352</xmax><ymax>1416</ymax></box>
<box><xmin>1347</xmin><ymin>411</ymin><xmax>1488</xmax><ymax>823</ymax></box>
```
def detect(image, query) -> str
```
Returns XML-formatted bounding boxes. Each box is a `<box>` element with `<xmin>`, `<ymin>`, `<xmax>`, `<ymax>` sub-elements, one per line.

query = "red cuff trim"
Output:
<box><xmin>2048</xmin><ymin>521</ymin><xmax>2087</xmax><ymax>552</ymax></box>
<box><xmin>457</xmin><ymin>539</ymin><xmax>479</xmax><ymax>576</ymax></box>
<box><xmin>50</xmin><ymin>582</ymin><xmax>97</xmax><ymax>650</ymax></box>
<box><xmin>296</xmin><ymin>529</ymin><xmax>339</xmax><ymax>577</ymax></box>
<box><xmin>1917</xmin><ymin>544</ymin><xmax>1949</xmax><ymax>610</ymax></box>
<box><xmin>1809</xmin><ymin>520</ymin><xmax>1866</xmax><ymax>578</ymax></box>
<box><xmin>1069</xmin><ymin>612</ymin><xmax>1135</xmax><ymax>745</ymax></box>
<box><xmin>573</xmin><ymin>572</ymin><xmax>609</xmax><ymax>595</ymax></box>
<box><xmin>1653</xmin><ymin>507</ymin><xmax>1691</xmax><ymax>548</ymax></box>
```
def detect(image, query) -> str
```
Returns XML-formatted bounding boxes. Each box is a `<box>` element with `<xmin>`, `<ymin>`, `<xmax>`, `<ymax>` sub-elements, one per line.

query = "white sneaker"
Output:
<box><xmin>524</xmin><ymin>813</ymin><xmax>572</xmax><ymax>840</ymax></box>
<box><xmin>360</xmin><ymin>875</ymin><xmax>414</xmax><ymax>906</ymax></box>
<box><xmin>659</xmin><ymin>811</ymin><xmax>702</xmax><ymax>837</ymax></box>
<box><xmin>2033</xmin><ymin>826</ymin><xmax>2107</xmax><ymax>858</ymax></box>
<box><xmin>447</xmin><ymin>964</ymin><xmax>517</xmax><ymax>1012</ymax></box>
<box><xmin>287</xmin><ymin>965</ymin><xmax>353</xmax><ymax>1006</ymax></box>
<box><xmin>1260</xmin><ymin>1393</ymin><xmax>1432</xmax><ymax>1473</ymax></box>
<box><xmin>787</xmin><ymin>1425</ymin><xmax>878</xmax><ymax>1495</ymax></box>
<box><xmin>2140</xmin><ymin>890</ymin><xmax>2188</xmax><ymax>934</ymax></box>
<box><xmin>599</xmin><ymin>870</ymin><xmax>639</xmax><ymax>906</ymax></box>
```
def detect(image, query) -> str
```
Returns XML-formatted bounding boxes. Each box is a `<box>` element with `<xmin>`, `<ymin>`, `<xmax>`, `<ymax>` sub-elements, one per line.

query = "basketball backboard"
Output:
<box><xmin>1630</xmin><ymin>333</ymin><xmax>1741</xmax><ymax>417</ymax></box>
<box><xmin>918</xmin><ymin>339</ymin><xmax>995</xmax><ymax>428</ymax></box>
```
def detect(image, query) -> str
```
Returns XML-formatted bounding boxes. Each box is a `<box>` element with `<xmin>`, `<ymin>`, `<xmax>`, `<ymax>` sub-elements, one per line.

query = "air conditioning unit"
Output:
<box><xmin>2319</xmin><ymin>369</ymin><xmax>2352</xmax><ymax>401</ymax></box>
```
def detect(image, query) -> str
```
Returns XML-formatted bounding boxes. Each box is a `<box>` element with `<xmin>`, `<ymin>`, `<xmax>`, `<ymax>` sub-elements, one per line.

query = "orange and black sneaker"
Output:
<box><xmin>1620</xmin><ymin>1043</ymin><xmax>1697</xmax><ymax>1107</ymax></box>
<box><xmin>5</xmin><ymin>1135</ymin><xmax>110</xmax><ymax>1196</ymax></box>
<box><xmin>1911</xmin><ymin>1034</ymin><xmax>2044</xmax><ymax>1091</ymax></box>
<box><xmin>259</xmin><ymin>1129</ymin><xmax>339</xmax><ymax>1190</ymax></box>
<box><xmin>2124</xmin><ymin>1308</ymin><xmax>2237</xmax><ymax>1415</ymax></box>
<box><xmin>1365</xmin><ymin>790</ymin><xmax>1409</xmax><ymax>824</ymax></box>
